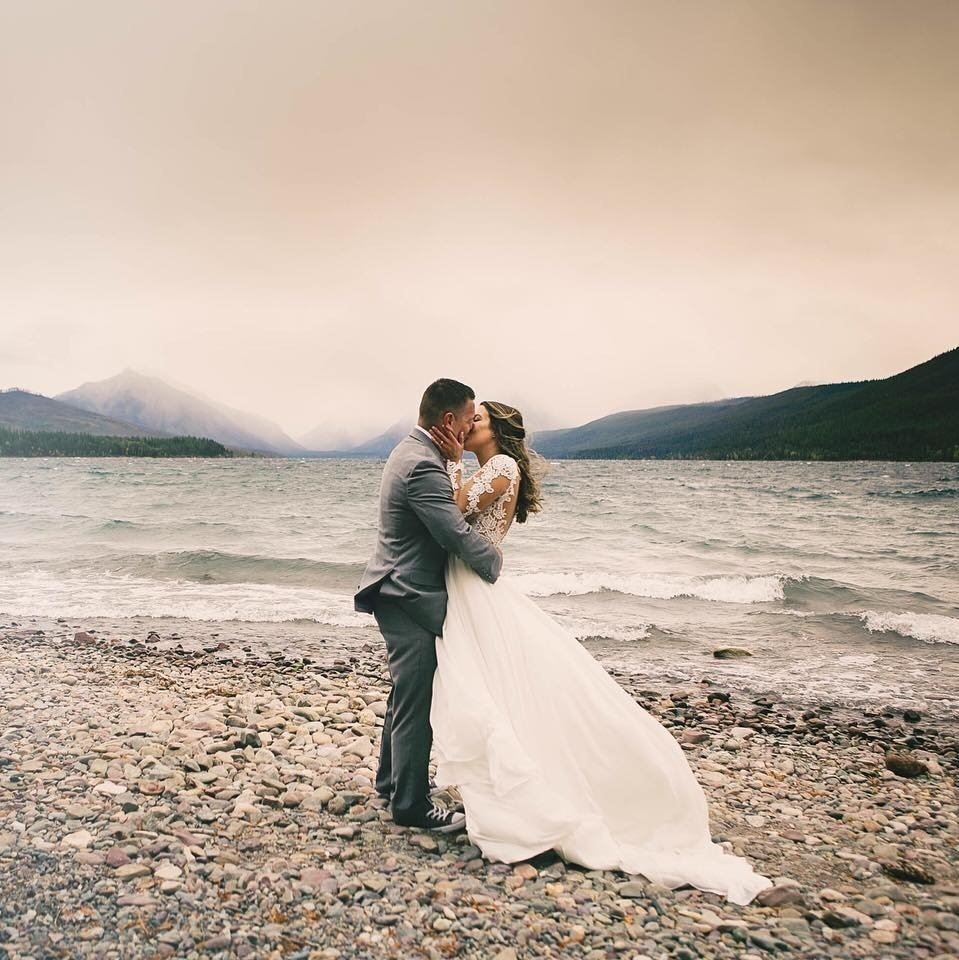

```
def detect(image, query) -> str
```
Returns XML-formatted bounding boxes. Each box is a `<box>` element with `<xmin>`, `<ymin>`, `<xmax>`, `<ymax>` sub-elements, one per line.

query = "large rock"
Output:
<box><xmin>881</xmin><ymin>858</ymin><xmax>937</xmax><ymax>885</ymax></box>
<box><xmin>713</xmin><ymin>648</ymin><xmax>752</xmax><ymax>659</ymax></box>
<box><xmin>756</xmin><ymin>884</ymin><xmax>806</xmax><ymax>907</ymax></box>
<box><xmin>343</xmin><ymin>736</ymin><xmax>373</xmax><ymax>759</ymax></box>
<box><xmin>884</xmin><ymin>752</ymin><xmax>928</xmax><ymax>778</ymax></box>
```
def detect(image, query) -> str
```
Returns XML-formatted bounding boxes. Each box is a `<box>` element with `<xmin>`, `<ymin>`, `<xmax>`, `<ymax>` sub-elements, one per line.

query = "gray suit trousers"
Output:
<box><xmin>372</xmin><ymin>596</ymin><xmax>437</xmax><ymax>822</ymax></box>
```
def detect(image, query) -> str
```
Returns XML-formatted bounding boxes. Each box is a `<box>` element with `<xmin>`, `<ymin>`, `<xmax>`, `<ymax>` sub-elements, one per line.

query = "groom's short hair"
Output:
<box><xmin>419</xmin><ymin>378</ymin><xmax>475</xmax><ymax>425</ymax></box>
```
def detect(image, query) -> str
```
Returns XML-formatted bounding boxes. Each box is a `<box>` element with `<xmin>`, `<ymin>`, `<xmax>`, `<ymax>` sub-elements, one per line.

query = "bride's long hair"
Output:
<box><xmin>482</xmin><ymin>401</ymin><xmax>546</xmax><ymax>524</ymax></box>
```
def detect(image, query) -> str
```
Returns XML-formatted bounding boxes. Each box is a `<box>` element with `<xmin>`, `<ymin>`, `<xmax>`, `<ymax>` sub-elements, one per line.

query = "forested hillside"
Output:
<box><xmin>0</xmin><ymin>427</ymin><xmax>235</xmax><ymax>457</ymax></box>
<box><xmin>534</xmin><ymin>347</ymin><xmax>959</xmax><ymax>461</ymax></box>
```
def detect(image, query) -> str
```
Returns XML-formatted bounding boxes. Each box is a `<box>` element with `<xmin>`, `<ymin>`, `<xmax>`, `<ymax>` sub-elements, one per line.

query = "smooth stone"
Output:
<box><xmin>154</xmin><ymin>863</ymin><xmax>183</xmax><ymax>881</ymax></box>
<box><xmin>93</xmin><ymin>781</ymin><xmax>127</xmax><ymax>796</ymax></box>
<box><xmin>362</xmin><ymin>872</ymin><xmax>389</xmax><ymax>893</ymax></box>
<box><xmin>756</xmin><ymin>884</ymin><xmax>806</xmax><ymax>907</ymax></box>
<box><xmin>116</xmin><ymin>894</ymin><xmax>158</xmax><ymax>907</ymax></box>
<box><xmin>105</xmin><ymin>847</ymin><xmax>131</xmax><ymax>867</ymax></box>
<box><xmin>822</xmin><ymin>907</ymin><xmax>866</xmax><ymax>928</ymax></box>
<box><xmin>819</xmin><ymin>888</ymin><xmax>846</xmax><ymax>901</ymax></box>
<box><xmin>300</xmin><ymin>867</ymin><xmax>333</xmax><ymax>888</ymax></box>
<box><xmin>700</xmin><ymin>770</ymin><xmax>728</xmax><ymax>787</ymax></box>
<box><xmin>343</xmin><ymin>736</ymin><xmax>373</xmax><ymax>759</ymax></box>
<box><xmin>410</xmin><ymin>834</ymin><xmax>438</xmax><ymax>852</ymax></box>
<box><xmin>62</xmin><ymin>829</ymin><xmax>94</xmax><ymax>849</ymax></box>
<box><xmin>75</xmin><ymin>851</ymin><xmax>104</xmax><ymax>865</ymax></box>
<box><xmin>200</xmin><ymin>935</ymin><xmax>232</xmax><ymax>951</ymax></box>
<box><xmin>884</xmin><ymin>752</ymin><xmax>928</xmax><ymax>778</ymax></box>
<box><xmin>881</xmin><ymin>858</ymin><xmax>937</xmax><ymax>885</ymax></box>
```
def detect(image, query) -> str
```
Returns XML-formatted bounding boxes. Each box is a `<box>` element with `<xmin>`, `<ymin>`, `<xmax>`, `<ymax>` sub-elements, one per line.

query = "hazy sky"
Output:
<box><xmin>1</xmin><ymin>0</ymin><xmax>957</xmax><ymax>441</ymax></box>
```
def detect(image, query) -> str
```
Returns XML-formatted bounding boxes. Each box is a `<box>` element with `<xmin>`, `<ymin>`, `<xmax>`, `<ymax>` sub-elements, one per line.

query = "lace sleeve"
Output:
<box><xmin>446</xmin><ymin>459</ymin><xmax>464</xmax><ymax>493</ymax></box>
<box><xmin>464</xmin><ymin>454</ymin><xmax>520</xmax><ymax>517</ymax></box>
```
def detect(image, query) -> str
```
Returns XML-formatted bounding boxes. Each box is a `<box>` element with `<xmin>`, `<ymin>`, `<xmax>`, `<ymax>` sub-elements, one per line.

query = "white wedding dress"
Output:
<box><xmin>430</xmin><ymin>453</ymin><xmax>773</xmax><ymax>906</ymax></box>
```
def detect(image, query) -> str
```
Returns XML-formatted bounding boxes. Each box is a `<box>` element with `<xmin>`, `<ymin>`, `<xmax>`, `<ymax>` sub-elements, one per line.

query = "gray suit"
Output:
<box><xmin>354</xmin><ymin>430</ymin><xmax>502</xmax><ymax>822</ymax></box>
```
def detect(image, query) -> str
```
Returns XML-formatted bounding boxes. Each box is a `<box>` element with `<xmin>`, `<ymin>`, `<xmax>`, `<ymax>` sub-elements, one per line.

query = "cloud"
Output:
<box><xmin>0</xmin><ymin>0</ymin><xmax>956</xmax><ymax>436</ymax></box>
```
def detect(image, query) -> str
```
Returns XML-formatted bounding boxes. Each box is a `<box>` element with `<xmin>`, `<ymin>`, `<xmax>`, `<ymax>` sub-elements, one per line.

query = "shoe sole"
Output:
<box><xmin>392</xmin><ymin>815</ymin><xmax>466</xmax><ymax>833</ymax></box>
<box><xmin>425</xmin><ymin>816</ymin><xmax>467</xmax><ymax>834</ymax></box>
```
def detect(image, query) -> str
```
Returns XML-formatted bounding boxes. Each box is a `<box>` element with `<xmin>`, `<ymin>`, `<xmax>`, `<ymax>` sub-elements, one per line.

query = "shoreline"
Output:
<box><xmin>1</xmin><ymin>617</ymin><xmax>958</xmax><ymax>959</ymax></box>
<box><xmin>5</xmin><ymin>609</ymin><xmax>956</xmax><ymax>722</ymax></box>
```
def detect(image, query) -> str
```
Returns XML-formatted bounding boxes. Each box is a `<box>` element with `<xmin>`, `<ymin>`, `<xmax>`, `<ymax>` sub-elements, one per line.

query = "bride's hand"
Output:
<box><xmin>430</xmin><ymin>424</ymin><xmax>465</xmax><ymax>461</ymax></box>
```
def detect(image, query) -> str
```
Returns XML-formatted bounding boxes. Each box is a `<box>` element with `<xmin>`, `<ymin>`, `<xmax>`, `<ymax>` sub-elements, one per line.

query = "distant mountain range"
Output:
<box><xmin>297</xmin><ymin>423</ymin><xmax>375</xmax><ymax>452</ymax></box>
<box><xmin>0</xmin><ymin>388</ymin><xmax>170</xmax><ymax>439</ymax></box>
<box><xmin>307</xmin><ymin>400</ymin><xmax>564</xmax><ymax>458</ymax></box>
<box><xmin>307</xmin><ymin>419</ymin><xmax>412</xmax><ymax>458</ymax></box>
<box><xmin>533</xmin><ymin>346</ymin><xmax>959</xmax><ymax>461</ymax></box>
<box><xmin>2</xmin><ymin>346</ymin><xmax>956</xmax><ymax>460</ymax></box>
<box><xmin>55</xmin><ymin>369</ymin><xmax>304</xmax><ymax>456</ymax></box>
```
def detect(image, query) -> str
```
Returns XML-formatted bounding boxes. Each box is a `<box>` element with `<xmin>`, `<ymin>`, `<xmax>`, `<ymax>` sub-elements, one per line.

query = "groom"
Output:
<box><xmin>354</xmin><ymin>378</ymin><xmax>503</xmax><ymax>832</ymax></box>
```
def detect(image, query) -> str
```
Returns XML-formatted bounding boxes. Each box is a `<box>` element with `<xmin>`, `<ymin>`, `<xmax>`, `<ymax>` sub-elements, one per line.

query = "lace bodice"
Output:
<box><xmin>447</xmin><ymin>454</ymin><xmax>520</xmax><ymax>546</ymax></box>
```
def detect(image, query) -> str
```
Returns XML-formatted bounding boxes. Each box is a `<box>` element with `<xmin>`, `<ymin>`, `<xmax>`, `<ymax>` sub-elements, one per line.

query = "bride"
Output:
<box><xmin>426</xmin><ymin>401</ymin><xmax>773</xmax><ymax>906</ymax></box>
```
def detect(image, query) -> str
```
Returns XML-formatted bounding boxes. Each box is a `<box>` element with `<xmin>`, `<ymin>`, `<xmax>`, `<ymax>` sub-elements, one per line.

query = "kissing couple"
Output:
<box><xmin>354</xmin><ymin>378</ymin><xmax>773</xmax><ymax>905</ymax></box>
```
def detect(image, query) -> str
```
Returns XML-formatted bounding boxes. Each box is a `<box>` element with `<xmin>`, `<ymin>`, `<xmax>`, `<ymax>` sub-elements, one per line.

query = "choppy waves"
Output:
<box><xmin>70</xmin><ymin>550</ymin><xmax>365</xmax><ymax>591</ymax></box>
<box><xmin>866</xmin><ymin>487</ymin><xmax>959</xmax><ymax>499</ymax></box>
<box><xmin>860</xmin><ymin>611</ymin><xmax>959</xmax><ymax>646</ymax></box>
<box><xmin>512</xmin><ymin>571</ymin><xmax>788</xmax><ymax>603</ymax></box>
<box><xmin>3</xmin><ymin>457</ymin><xmax>958</xmax><ymax>712</ymax></box>
<box><xmin>0</xmin><ymin>570</ymin><xmax>368</xmax><ymax>627</ymax></box>
<box><xmin>563</xmin><ymin>618</ymin><xmax>653</xmax><ymax>642</ymax></box>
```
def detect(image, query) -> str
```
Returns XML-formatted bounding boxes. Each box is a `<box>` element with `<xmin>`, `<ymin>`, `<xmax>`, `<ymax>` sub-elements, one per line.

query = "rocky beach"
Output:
<box><xmin>1</xmin><ymin>616</ymin><xmax>957</xmax><ymax>960</ymax></box>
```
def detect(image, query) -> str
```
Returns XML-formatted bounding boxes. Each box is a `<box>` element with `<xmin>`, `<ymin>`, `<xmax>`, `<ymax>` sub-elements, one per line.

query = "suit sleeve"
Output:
<box><xmin>407</xmin><ymin>458</ymin><xmax>503</xmax><ymax>583</ymax></box>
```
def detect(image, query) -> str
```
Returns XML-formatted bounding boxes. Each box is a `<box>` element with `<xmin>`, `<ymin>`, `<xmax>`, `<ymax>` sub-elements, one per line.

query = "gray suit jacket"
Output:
<box><xmin>354</xmin><ymin>430</ymin><xmax>503</xmax><ymax>635</ymax></box>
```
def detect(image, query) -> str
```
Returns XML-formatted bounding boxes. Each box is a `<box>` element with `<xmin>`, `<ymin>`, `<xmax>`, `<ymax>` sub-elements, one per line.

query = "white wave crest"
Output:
<box><xmin>860</xmin><ymin>611</ymin><xmax>959</xmax><ymax>646</ymax></box>
<box><xmin>0</xmin><ymin>570</ymin><xmax>369</xmax><ymax>628</ymax></box>
<box><xmin>511</xmin><ymin>571</ymin><xmax>786</xmax><ymax>604</ymax></box>
<box><xmin>560</xmin><ymin>617</ymin><xmax>652</xmax><ymax>642</ymax></box>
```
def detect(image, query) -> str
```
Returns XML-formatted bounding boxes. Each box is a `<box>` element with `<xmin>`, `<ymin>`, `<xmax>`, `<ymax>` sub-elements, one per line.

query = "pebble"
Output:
<box><xmin>1</xmin><ymin>619</ymin><xmax>956</xmax><ymax>960</ymax></box>
<box><xmin>114</xmin><ymin>863</ymin><xmax>153</xmax><ymax>879</ymax></box>
<box><xmin>756</xmin><ymin>884</ymin><xmax>806</xmax><ymax>907</ymax></box>
<box><xmin>61</xmin><ymin>829</ymin><xmax>94</xmax><ymax>849</ymax></box>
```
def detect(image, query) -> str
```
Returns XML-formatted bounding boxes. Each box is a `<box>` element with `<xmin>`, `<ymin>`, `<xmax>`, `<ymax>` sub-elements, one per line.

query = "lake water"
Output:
<box><xmin>2</xmin><ymin>457</ymin><xmax>957</xmax><ymax>716</ymax></box>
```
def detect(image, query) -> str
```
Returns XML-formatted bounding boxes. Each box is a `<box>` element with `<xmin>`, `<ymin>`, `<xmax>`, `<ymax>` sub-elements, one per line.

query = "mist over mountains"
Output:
<box><xmin>55</xmin><ymin>370</ymin><xmax>305</xmax><ymax>456</ymax></box>
<box><xmin>0</xmin><ymin>387</ymin><xmax>171</xmax><ymax>439</ymax></box>
<box><xmin>2</xmin><ymin>346</ymin><xmax>957</xmax><ymax>460</ymax></box>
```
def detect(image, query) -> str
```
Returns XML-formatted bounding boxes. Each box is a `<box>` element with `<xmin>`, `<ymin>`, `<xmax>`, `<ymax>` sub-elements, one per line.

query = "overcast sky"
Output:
<box><xmin>1</xmin><ymin>0</ymin><xmax>957</xmax><ymax>442</ymax></box>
